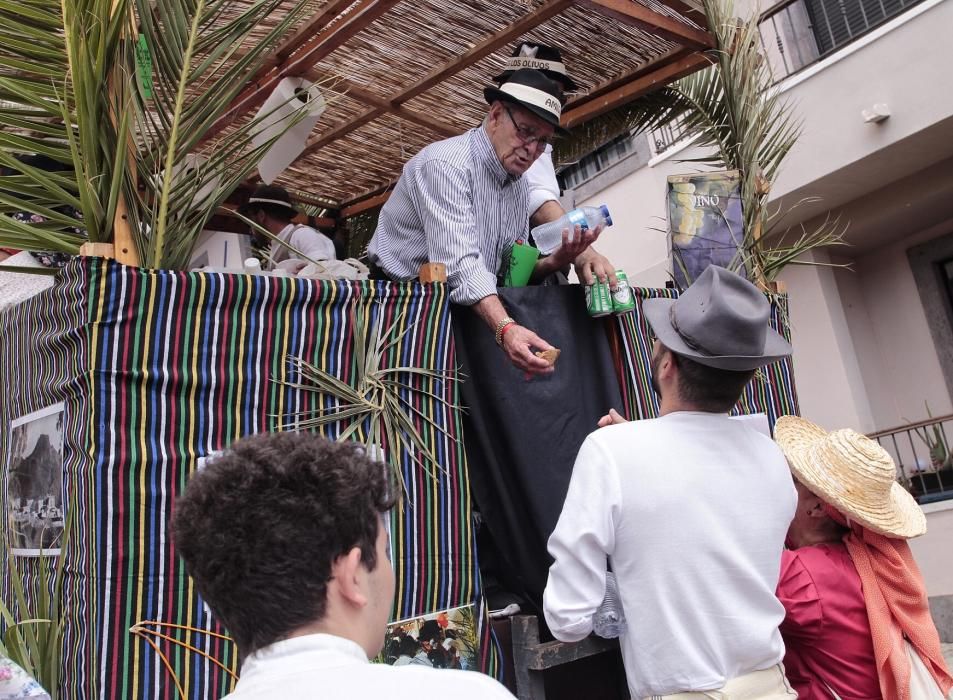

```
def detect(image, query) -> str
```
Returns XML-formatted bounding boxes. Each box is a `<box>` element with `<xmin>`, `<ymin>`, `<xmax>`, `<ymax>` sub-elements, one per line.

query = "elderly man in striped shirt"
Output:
<box><xmin>367</xmin><ymin>69</ymin><xmax>605</xmax><ymax>376</ymax></box>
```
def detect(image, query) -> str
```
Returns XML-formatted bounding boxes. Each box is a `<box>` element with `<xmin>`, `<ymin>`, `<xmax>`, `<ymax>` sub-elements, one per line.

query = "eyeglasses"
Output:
<box><xmin>503</xmin><ymin>105</ymin><xmax>553</xmax><ymax>149</ymax></box>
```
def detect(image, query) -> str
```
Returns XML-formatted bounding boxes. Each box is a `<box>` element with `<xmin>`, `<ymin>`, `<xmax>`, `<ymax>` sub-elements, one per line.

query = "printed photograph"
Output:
<box><xmin>7</xmin><ymin>403</ymin><xmax>66</xmax><ymax>556</ymax></box>
<box><xmin>667</xmin><ymin>171</ymin><xmax>745</xmax><ymax>289</ymax></box>
<box><xmin>377</xmin><ymin>604</ymin><xmax>480</xmax><ymax>671</ymax></box>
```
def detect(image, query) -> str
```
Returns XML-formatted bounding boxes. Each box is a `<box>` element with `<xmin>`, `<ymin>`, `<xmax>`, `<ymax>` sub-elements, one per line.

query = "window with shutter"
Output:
<box><xmin>805</xmin><ymin>0</ymin><xmax>925</xmax><ymax>55</ymax></box>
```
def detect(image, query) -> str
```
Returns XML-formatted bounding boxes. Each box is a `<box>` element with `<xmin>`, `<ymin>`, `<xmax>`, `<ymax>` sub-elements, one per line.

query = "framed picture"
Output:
<box><xmin>667</xmin><ymin>170</ymin><xmax>745</xmax><ymax>288</ymax></box>
<box><xmin>7</xmin><ymin>403</ymin><xmax>65</xmax><ymax>557</ymax></box>
<box><xmin>377</xmin><ymin>604</ymin><xmax>480</xmax><ymax>671</ymax></box>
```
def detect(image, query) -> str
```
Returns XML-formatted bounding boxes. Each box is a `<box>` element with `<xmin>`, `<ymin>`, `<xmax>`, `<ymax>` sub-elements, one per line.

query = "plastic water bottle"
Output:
<box><xmin>530</xmin><ymin>204</ymin><xmax>613</xmax><ymax>255</ymax></box>
<box><xmin>593</xmin><ymin>571</ymin><xmax>627</xmax><ymax>638</ymax></box>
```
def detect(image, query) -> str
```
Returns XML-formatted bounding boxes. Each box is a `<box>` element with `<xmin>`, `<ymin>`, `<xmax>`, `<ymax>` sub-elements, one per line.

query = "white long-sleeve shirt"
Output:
<box><xmin>227</xmin><ymin>633</ymin><xmax>515</xmax><ymax>699</ymax></box>
<box><xmin>271</xmin><ymin>223</ymin><xmax>336</xmax><ymax>265</ymax></box>
<box><xmin>525</xmin><ymin>146</ymin><xmax>560</xmax><ymax>216</ymax></box>
<box><xmin>544</xmin><ymin>411</ymin><xmax>797</xmax><ymax>698</ymax></box>
<box><xmin>367</xmin><ymin>127</ymin><xmax>528</xmax><ymax>305</ymax></box>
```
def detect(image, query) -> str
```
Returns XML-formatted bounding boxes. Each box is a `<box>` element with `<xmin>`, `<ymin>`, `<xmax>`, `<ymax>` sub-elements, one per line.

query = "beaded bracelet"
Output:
<box><xmin>494</xmin><ymin>316</ymin><xmax>516</xmax><ymax>347</ymax></box>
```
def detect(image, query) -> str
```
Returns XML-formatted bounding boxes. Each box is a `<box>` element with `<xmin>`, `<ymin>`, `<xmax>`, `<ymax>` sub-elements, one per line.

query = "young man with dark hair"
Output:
<box><xmin>544</xmin><ymin>266</ymin><xmax>799</xmax><ymax>699</ymax></box>
<box><xmin>173</xmin><ymin>432</ymin><xmax>514</xmax><ymax>699</ymax></box>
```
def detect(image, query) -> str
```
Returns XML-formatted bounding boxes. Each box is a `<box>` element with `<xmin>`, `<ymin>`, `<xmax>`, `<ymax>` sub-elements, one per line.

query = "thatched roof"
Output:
<box><xmin>210</xmin><ymin>0</ymin><xmax>711</xmax><ymax>213</ymax></box>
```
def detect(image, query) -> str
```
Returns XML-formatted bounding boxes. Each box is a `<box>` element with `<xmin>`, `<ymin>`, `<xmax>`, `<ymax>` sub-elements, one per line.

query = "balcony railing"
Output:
<box><xmin>759</xmin><ymin>0</ymin><xmax>930</xmax><ymax>81</ymax></box>
<box><xmin>649</xmin><ymin>114</ymin><xmax>694</xmax><ymax>157</ymax></box>
<box><xmin>869</xmin><ymin>414</ymin><xmax>953</xmax><ymax>504</ymax></box>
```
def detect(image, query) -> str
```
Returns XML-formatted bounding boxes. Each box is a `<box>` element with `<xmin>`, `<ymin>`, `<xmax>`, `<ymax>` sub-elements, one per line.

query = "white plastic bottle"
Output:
<box><xmin>592</xmin><ymin>571</ymin><xmax>627</xmax><ymax>638</ymax></box>
<box><xmin>530</xmin><ymin>204</ymin><xmax>613</xmax><ymax>255</ymax></box>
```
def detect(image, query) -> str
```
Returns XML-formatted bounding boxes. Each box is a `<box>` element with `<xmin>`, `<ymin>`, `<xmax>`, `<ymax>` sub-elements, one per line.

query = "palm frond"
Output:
<box><xmin>275</xmin><ymin>304</ymin><xmax>462</xmax><ymax>496</ymax></box>
<box><xmin>606</xmin><ymin>0</ymin><xmax>846</xmax><ymax>285</ymax></box>
<box><xmin>0</xmin><ymin>0</ymin><xmax>335</xmax><ymax>268</ymax></box>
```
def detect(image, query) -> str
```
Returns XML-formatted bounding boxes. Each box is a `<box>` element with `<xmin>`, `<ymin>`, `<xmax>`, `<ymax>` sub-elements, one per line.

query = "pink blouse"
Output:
<box><xmin>777</xmin><ymin>542</ymin><xmax>882</xmax><ymax>700</ymax></box>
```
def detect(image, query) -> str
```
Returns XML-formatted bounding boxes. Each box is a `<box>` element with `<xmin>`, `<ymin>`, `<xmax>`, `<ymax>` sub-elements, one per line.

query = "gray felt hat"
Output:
<box><xmin>643</xmin><ymin>265</ymin><xmax>792</xmax><ymax>371</ymax></box>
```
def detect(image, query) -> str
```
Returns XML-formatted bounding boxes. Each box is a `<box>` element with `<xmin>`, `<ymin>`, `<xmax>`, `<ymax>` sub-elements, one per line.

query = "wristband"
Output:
<box><xmin>500</xmin><ymin>322</ymin><xmax>517</xmax><ymax>345</ymax></box>
<box><xmin>494</xmin><ymin>316</ymin><xmax>516</xmax><ymax>346</ymax></box>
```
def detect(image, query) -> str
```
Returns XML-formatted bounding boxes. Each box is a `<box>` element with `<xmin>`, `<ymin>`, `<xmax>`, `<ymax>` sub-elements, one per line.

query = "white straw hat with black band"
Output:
<box><xmin>493</xmin><ymin>42</ymin><xmax>578</xmax><ymax>91</ymax></box>
<box><xmin>240</xmin><ymin>184</ymin><xmax>299</xmax><ymax>217</ymax></box>
<box><xmin>775</xmin><ymin>415</ymin><xmax>927</xmax><ymax>539</ymax></box>
<box><xmin>484</xmin><ymin>69</ymin><xmax>568</xmax><ymax>135</ymax></box>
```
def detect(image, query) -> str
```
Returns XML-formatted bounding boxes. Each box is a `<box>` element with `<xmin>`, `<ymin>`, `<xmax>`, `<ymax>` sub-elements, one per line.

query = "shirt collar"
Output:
<box><xmin>472</xmin><ymin>127</ymin><xmax>518</xmax><ymax>185</ymax></box>
<box><xmin>240</xmin><ymin>633</ymin><xmax>368</xmax><ymax>679</ymax></box>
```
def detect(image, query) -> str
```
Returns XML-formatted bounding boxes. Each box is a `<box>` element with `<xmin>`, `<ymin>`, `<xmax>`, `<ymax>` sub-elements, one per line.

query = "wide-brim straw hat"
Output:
<box><xmin>775</xmin><ymin>415</ymin><xmax>926</xmax><ymax>539</ymax></box>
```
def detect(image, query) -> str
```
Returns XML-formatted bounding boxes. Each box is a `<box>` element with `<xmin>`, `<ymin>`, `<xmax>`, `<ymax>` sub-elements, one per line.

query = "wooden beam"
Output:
<box><xmin>337</xmin><ymin>79</ymin><xmax>459</xmax><ymax>137</ymax></box>
<box><xmin>283</xmin><ymin>0</ymin><xmax>402</xmax><ymax>77</ymax></box>
<box><xmin>272</xmin><ymin>0</ymin><xmax>358</xmax><ymax>66</ymax></box>
<box><xmin>232</xmin><ymin>0</ymin><xmax>356</xmax><ymax>93</ymax></box>
<box><xmin>561</xmin><ymin>51</ymin><xmax>709</xmax><ymax>128</ymax></box>
<box><xmin>654</xmin><ymin>0</ymin><xmax>707</xmax><ymax>23</ymax></box>
<box><xmin>574</xmin><ymin>0</ymin><xmax>715</xmax><ymax>49</ymax></box>
<box><xmin>297</xmin><ymin>0</ymin><xmax>572</xmax><ymax>160</ymax></box>
<box><xmin>569</xmin><ymin>46</ymin><xmax>694</xmax><ymax>108</ymax></box>
<box><xmin>340</xmin><ymin>189</ymin><xmax>393</xmax><ymax>218</ymax></box>
<box><xmin>390</xmin><ymin>0</ymin><xmax>574</xmax><ymax>106</ymax></box>
<box><xmin>208</xmin><ymin>0</ymin><xmax>401</xmax><ymax>140</ymax></box>
<box><xmin>300</xmin><ymin>107</ymin><xmax>386</xmax><ymax>159</ymax></box>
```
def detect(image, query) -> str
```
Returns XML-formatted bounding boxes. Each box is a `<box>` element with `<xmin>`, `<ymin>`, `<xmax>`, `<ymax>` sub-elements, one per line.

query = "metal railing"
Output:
<box><xmin>574</xmin><ymin>0</ymin><xmax>928</xmax><ymax>188</ymax></box>
<box><xmin>758</xmin><ymin>0</ymin><xmax>929</xmax><ymax>81</ymax></box>
<box><xmin>649</xmin><ymin>114</ymin><xmax>694</xmax><ymax>157</ymax></box>
<box><xmin>559</xmin><ymin>130</ymin><xmax>641</xmax><ymax>191</ymax></box>
<box><xmin>869</xmin><ymin>414</ymin><xmax>953</xmax><ymax>504</ymax></box>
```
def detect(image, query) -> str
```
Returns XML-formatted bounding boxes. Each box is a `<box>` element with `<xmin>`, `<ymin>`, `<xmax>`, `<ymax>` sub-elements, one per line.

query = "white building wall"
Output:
<box><xmin>572</xmin><ymin>0</ymin><xmax>953</xmax><ymax>432</ymax></box>
<box><xmin>911</xmin><ymin>502</ymin><xmax>953</xmax><ymax>597</ymax></box>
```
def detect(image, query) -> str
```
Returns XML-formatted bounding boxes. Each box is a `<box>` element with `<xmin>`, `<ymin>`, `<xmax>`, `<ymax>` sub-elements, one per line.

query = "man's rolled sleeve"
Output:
<box><xmin>413</xmin><ymin>161</ymin><xmax>498</xmax><ymax>305</ymax></box>
<box><xmin>544</xmin><ymin>435</ymin><xmax>622</xmax><ymax>642</ymax></box>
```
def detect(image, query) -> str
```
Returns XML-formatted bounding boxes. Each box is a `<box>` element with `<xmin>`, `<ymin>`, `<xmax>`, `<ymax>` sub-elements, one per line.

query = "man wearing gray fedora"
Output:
<box><xmin>544</xmin><ymin>265</ymin><xmax>799</xmax><ymax>699</ymax></box>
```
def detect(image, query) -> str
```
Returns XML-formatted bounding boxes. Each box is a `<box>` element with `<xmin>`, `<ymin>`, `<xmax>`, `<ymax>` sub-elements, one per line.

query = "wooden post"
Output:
<box><xmin>113</xmin><ymin>196</ymin><xmax>140</xmax><ymax>266</ymax></box>
<box><xmin>79</xmin><ymin>242</ymin><xmax>116</xmax><ymax>259</ymax></box>
<box><xmin>418</xmin><ymin>263</ymin><xmax>447</xmax><ymax>283</ymax></box>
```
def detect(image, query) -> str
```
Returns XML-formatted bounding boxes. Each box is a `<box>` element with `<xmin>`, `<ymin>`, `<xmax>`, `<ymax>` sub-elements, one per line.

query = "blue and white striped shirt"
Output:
<box><xmin>367</xmin><ymin>127</ymin><xmax>529</xmax><ymax>305</ymax></box>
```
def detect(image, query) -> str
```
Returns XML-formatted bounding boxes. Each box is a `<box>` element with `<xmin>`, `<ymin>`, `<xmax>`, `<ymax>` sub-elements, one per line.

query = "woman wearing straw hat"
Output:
<box><xmin>774</xmin><ymin>416</ymin><xmax>953</xmax><ymax>700</ymax></box>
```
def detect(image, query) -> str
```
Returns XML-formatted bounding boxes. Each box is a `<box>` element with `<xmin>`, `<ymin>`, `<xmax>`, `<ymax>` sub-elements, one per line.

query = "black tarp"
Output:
<box><xmin>452</xmin><ymin>285</ymin><xmax>624</xmax><ymax>612</ymax></box>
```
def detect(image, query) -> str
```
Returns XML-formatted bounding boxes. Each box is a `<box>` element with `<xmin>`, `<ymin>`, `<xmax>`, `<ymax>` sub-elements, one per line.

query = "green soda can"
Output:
<box><xmin>611</xmin><ymin>270</ymin><xmax>635</xmax><ymax>315</ymax></box>
<box><xmin>586</xmin><ymin>279</ymin><xmax>613</xmax><ymax>317</ymax></box>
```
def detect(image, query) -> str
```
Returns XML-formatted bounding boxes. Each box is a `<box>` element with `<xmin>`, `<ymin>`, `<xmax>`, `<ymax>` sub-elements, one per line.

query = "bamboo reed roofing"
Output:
<box><xmin>209</xmin><ymin>0</ymin><xmax>711</xmax><ymax>212</ymax></box>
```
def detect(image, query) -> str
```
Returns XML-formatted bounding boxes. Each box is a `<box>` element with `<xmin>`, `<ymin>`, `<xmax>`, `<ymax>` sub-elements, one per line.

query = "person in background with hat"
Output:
<box><xmin>492</xmin><ymin>41</ymin><xmax>618</xmax><ymax>287</ymax></box>
<box><xmin>774</xmin><ymin>416</ymin><xmax>953</xmax><ymax>700</ymax></box>
<box><xmin>243</xmin><ymin>183</ymin><xmax>336</xmax><ymax>267</ymax></box>
<box><xmin>544</xmin><ymin>265</ymin><xmax>798</xmax><ymax>699</ymax></box>
<box><xmin>367</xmin><ymin>69</ymin><xmax>605</xmax><ymax>376</ymax></box>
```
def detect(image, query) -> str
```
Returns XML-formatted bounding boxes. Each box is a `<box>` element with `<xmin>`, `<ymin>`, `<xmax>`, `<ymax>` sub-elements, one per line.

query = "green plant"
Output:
<box><xmin>907</xmin><ymin>402</ymin><xmax>951</xmax><ymax>470</ymax></box>
<box><xmin>0</xmin><ymin>503</ymin><xmax>74</xmax><ymax>698</ymax></box>
<box><xmin>0</xmin><ymin>0</ymin><xmax>328</xmax><ymax>269</ymax></box>
<box><xmin>275</xmin><ymin>304</ymin><xmax>462</xmax><ymax>496</ymax></box>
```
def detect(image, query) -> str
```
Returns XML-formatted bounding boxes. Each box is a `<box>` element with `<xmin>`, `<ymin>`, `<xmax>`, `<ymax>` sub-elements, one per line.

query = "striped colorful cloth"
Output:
<box><xmin>611</xmin><ymin>287</ymin><xmax>800</xmax><ymax>426</ymax></box>
<box><xmin>0</xmin><ymin>258</ymin><xmax>498</xmax><ymax>699</ymax></box>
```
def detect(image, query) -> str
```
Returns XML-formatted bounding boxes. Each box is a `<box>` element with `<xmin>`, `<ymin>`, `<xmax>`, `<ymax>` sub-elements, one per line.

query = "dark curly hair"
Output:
<box><xmin>172</xmin><ymin>432</ymin><xmax>395</xmax><ymax>655</ymax></box>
